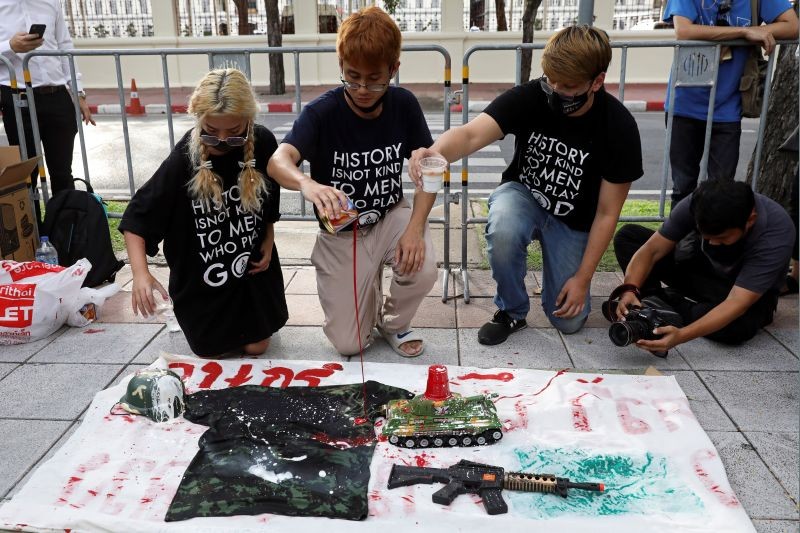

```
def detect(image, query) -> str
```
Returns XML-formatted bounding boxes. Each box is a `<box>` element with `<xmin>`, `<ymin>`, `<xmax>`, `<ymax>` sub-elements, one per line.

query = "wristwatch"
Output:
<box><xmin>77</xmin><ymin>90</ymin><xmax>86</xmax><ymax>99</ymax></box>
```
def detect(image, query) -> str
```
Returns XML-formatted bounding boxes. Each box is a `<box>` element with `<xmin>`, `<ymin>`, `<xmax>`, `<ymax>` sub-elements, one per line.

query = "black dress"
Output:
<box><xmin>119</xmin><ymin>125</ymin><xmax>288</xmax><ymax>355</ymax></box>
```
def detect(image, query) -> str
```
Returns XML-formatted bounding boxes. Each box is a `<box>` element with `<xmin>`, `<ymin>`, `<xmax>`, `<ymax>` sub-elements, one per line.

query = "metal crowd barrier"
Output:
<box><xmin>455</xmin><ymin>39</ymin><xmax>795</xmax><ymax>303</ymax></box>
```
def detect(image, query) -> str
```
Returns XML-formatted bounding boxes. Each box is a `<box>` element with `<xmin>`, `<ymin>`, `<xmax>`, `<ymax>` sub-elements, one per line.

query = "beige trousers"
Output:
<box><xmin>310</xmin><ymin>199</ymin><xmax>437</xmax><ymax>356</ymax></box>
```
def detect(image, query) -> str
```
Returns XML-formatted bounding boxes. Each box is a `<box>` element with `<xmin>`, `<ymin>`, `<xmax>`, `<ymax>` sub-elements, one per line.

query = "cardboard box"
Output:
<box><xmin>0</xmin><ymin>147</ymin><xmax>40</xmax><ymax>262</ymax></box>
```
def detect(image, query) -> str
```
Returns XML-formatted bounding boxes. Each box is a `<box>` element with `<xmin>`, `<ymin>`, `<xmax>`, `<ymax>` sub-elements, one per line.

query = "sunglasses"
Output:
<box><xmin>199</xmin><ymin>133</ymin><xmax>248</xmax><ymax>147</ymax></box>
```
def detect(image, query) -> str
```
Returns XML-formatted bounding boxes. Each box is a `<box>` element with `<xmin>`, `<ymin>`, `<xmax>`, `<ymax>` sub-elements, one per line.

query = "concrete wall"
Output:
<box><xmin>70</xmin><ymin>0</ymin><xmax>678</xmax><ymax>89</ymax></box>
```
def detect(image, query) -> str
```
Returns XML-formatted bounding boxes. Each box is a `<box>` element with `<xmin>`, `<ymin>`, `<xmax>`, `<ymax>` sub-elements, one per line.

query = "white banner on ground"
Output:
<box><xmin>0</xmin><ymin>354</ymin><xmax>753</xmax><ymax>532</ymax></box>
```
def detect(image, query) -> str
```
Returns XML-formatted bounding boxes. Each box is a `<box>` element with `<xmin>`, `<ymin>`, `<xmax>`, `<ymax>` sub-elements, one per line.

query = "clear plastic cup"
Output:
<box><xmin>148</xmin><ymin>292</ymin><xmax>181</xmax><ymax>332</ymax></box>
<box><xmin>419</xmin><ymin>156</ymin><xmax>447</xmax><ymax>193</ymax></box>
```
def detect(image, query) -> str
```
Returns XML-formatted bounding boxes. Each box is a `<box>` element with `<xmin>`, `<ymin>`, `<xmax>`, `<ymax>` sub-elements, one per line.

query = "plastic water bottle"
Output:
<box><xmin>35</xmin><ymin>236</ymin><xmax>59</xmax><ymax>265</ymax></box>
<box><xmin>153</xmin><ymin>292</ymin><xmax>181</xmax><ymax>333</ymax></box>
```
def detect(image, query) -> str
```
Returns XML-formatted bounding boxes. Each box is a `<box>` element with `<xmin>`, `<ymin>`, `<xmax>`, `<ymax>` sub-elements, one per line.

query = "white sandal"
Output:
<box><xmin>377</xmin><ymin>326</ymin><xmax>425</xmax><ymax>358</ymax></box>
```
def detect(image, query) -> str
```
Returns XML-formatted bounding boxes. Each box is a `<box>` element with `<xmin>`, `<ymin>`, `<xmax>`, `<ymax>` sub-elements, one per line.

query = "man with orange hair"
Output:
<box><xmin>268</xmin><ymin>6</ymin><xmax>436</xmax><ymax>358</ymax></box>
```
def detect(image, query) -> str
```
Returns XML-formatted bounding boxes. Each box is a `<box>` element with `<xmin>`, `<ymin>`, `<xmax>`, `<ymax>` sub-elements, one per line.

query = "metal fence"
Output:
<box><xmin>2</xmin><ymin>41</ymin><xmax>792</xmax><ymax>302</ymax></box>
<box><xmin>60</xmin><ymin>0</ymin><xmax>154</xmax><ymax>38</ymax></box>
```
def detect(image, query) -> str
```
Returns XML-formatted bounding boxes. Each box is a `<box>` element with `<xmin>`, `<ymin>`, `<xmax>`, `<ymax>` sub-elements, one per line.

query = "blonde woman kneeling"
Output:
<box><xmin>120</xmin><ymin>68</ymin><xmax>288</xmax><ymax>357</ymax></box>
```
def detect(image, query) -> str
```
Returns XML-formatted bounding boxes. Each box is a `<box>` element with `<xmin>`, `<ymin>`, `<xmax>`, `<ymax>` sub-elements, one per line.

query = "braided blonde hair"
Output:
<box><xmin>187</xmin><ymin>68</ymin><xmax>266</xmax><ymax>213</ymax></box>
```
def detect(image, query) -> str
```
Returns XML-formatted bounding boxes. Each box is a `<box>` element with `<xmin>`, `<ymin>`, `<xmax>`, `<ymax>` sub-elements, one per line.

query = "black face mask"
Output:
<box><xmin>546</xmin><ymin>88</ymin><xmax>590</xmax><ymax>116</ymax></box>
<box><xmin>702</xmin><ymin>238</ymin><xmax>747</xmax><ymax>263</ymax></box>
<box><xmin>343</xmin><ymin>88</ymin><xmax>388</xmax><ymax>114</ymax></box>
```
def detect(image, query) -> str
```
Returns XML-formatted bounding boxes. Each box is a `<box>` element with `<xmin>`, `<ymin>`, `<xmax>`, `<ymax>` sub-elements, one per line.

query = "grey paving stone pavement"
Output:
<box><xmin>0</xmin><ymin>328</ymin><xmax>65</xmax><ymax>363</ymax></box>
<box><xmin>708</xmin><ymin>431</ymin><xmax>799</xmax><ymax>520</ymax></box>
<box><xmin>29</xmin><ymin>323</ymin><xmax>163</xmax><ymax>364</ymax></box>
<box><xmin>662</xmin><ymin>371</ymin><xmax>737</xmax><ymax>431</ymax></box>
<box><xmin>458</xmin><ymin>327</ymin><xmax>573</xmax><ymax>369</ymax></box>
<box><xmin>677</xmin><ymin>332</ymin><xmax>799</xmax><ymax>372</ymax></box>
<box><xmin>5</xmin><ymin>422</ymin><xmax>79</xmax><ymax>499</ymax></box>
<box><xmin>767</xmin><ymin>328</ymin><xmax>799</xmax><ymax>357</ymax></box>
<box><xmin>0</xmin><ymin>365</ymin><xmax>17</xmax><ymax>382</ymax></box>
<box><xmin>562</xmin><ymin>327</ymin><xmax>691</xmax><ymax>370</ymax></box>
<box><xmin>699</xmin><ymin>371</ymin><xmax>799</xmax><ymax>433</ymax></box>
<box><xmin>0</xmin><ymin>419</ymin><xmax>71</xmax><ymax>498</ymax></box>
<box><xmin>0</xmin><ymin>363</ymin><xmax>124</xmax><ymax>419</ymax></box>
<box><xmin>752</xmin><ymin>520</ymin><xmax>800</xmax><ymax>533</ymax></box>
<box><xmin>745</xmin><ymin>431</ymin><xmax>799</xmax><ymax>502</ymax></box>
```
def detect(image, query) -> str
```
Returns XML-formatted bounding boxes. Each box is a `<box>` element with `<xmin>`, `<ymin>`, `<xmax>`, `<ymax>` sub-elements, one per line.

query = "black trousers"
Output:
<box><xmin>614</xmin><ymin>224</ymin><xmax>778</xmax><ymax>345</ymax></box>
<box><xmin>667</xmin><ymin>114</ymin><xmax>741</xmax><ymax>209</ymax></box>
<box><xmin>0</xmin><ymin>85</ymin><xmax>78</xmax><ymax>225</ymax></box>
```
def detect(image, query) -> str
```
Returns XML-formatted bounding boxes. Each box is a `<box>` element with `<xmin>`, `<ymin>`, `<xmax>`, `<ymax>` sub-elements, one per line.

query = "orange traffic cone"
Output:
<box><xmin>126</xmin><ymin>78</ymin><xmax>145</xmax><ymax>115</ymax></box>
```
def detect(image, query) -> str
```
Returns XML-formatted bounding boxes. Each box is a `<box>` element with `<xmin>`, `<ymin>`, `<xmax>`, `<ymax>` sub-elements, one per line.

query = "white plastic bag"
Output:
<box><xmin>0</xmin><ymin>259</ymin><xmax>120</xmax><ymax>344</ymax></box>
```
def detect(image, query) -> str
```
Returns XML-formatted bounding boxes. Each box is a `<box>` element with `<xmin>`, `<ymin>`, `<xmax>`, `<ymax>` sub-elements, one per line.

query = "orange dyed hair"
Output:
<box><xmin>337</xmin><ymin>6</ymin><xmax>401</xmax><ymax>68</ymax></box>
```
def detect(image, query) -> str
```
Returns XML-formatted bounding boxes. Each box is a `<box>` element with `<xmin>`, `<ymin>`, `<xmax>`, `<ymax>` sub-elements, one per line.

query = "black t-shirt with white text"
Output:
<box><xmin>283</xmin><ymin>86</ymin><xmax>433</xmax><ymax>230</ymax></box>
<box><xmin>484</xmin><ymin>80</ymin><xmax>643</xmax><ymax>232</ymax></box>
<box><xmin>119</xmin><ymin>125</ymin><xmax>288</xmax><ymax>355</ymax></box>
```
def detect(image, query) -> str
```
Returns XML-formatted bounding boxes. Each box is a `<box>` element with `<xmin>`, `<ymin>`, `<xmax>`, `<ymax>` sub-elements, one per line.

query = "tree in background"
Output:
<box><xmin>470</xmin><ymin>0</ymin><xmax>486</xmax><ymax>29</ymax></box>
<box><xmin>520</xmin><ymin>0</ymin><xmax>544</xmax><ymax>82</ymax></box>
<box><xmin>496</xmin><ymin>0</ymin><xmax>508</xmax><ymax>31</ymax></box>
<box><xmin>265</xmin><ymin>0</ymin><xmax>285</xmax><ymax>94</ymax></box>
<box><xmin>232</xmin><ymin>0</ymin><xmax>252</xmax><ymax>35</ymax></box>
<box><xmin>746</xmin><ymin>43</ymin><xmax>799</xmax><ymax>208</ymax></box>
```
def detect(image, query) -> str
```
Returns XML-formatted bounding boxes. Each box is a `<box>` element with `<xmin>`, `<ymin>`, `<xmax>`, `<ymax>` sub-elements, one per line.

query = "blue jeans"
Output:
<box><xmin>486</xmin><ymin>181</ymin><xmax>590</xmax><ymax>333</ymax></box>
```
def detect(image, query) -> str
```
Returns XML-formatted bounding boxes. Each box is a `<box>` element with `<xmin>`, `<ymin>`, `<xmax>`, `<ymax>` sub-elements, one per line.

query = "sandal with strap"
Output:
<box><xmin>377</xmin><ymin>326</ymin><xmax>425</xmax><ymax>358</ymax></box>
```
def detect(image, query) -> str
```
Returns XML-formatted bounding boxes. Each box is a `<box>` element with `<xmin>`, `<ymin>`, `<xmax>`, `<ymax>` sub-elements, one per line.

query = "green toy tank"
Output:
<box><xmin>381</xmin><ymin>365</ymin><xmax>504</xmax><ymax>448</ymax></box>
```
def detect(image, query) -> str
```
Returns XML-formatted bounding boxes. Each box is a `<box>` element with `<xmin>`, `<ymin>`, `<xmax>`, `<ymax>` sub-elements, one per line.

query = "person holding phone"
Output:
<box><xmin>0</xmin><ymin>0</ymin><xmax>96</xmax><ymax>226</ymax></box>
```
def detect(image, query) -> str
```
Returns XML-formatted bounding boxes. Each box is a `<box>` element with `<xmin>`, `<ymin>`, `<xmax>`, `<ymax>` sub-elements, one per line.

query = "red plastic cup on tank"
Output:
<box><xmin>424</xmin><ymin>364</ymin><xmax>452</xmax><ymax>401</ymax></box>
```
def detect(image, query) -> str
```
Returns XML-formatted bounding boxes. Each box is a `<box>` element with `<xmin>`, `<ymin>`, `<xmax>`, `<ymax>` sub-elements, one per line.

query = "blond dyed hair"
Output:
<box><xmin>541</xmin><ymin>25</ymin><xmax>612</xmax><ymax>83</ymax></box>
<box><xmin>187</xmin><ymin>68</ymin><xmax>266</xmax><ymax>213</ymax></box>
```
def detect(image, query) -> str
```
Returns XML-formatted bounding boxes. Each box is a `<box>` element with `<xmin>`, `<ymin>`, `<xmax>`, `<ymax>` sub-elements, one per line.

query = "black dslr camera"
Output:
<box><xmin>602</xmin><ymin>286</ymin><xmax>684</xmax><ymax>357</ymax></box>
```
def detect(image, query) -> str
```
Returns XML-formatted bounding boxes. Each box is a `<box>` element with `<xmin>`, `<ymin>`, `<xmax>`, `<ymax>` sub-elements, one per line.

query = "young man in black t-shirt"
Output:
<box><xmin>268</xmin><ymin>7</ymin><xmax>437</xmax><ymax>357</ymax></box>
<box><xmin>612</xmin><ymin>180</ymin><xmax>794</xmax><ymax>352</ymax></box>
<box><xmin>410</xmin><ymin>25</ymin><xmax>643</xmax><ymax>345</ymax></box>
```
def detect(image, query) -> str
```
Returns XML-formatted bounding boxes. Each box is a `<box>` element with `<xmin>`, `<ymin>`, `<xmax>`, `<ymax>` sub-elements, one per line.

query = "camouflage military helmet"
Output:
<box><xmin>118</xmin><ymin>368</ymin><xmax>186</xmax><ymax>423</ymax></box>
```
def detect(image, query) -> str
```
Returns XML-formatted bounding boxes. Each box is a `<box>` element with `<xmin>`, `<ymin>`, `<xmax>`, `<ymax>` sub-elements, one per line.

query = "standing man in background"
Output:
<box><xmin>0</xmin><ymin>0</ymin><xmax>95</xmax><ymax>225</ymax></box>
<box><xmin>662</xmin><ymin>0</ymin><xmax>797</xmax><ymax>208</ymax></box>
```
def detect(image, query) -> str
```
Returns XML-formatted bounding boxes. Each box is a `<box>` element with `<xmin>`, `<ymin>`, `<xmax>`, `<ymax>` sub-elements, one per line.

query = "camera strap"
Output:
<box><xmin>601</xmin><ymin>283</ymin><xmax>642</xmax><ymax>322</ymax></box>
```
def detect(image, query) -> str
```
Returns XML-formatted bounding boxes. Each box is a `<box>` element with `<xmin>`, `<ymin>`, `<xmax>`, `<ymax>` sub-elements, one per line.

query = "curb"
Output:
<box><xmin>87</xmin><ymin>99</ymin><xmax>666</xmax><ymax>115</ymax></box>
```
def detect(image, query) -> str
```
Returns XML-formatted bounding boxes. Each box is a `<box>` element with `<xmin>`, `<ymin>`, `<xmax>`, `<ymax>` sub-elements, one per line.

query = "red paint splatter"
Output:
<box><xmin>82</xmin><ymin>328</ymin><xmax>105</xmax><ymax>334</ymax></box>
<box><xmin>401</xmin><ymin>495</ymin><xmax>414</xmax><ymax>504</ymax></box>
<box><xmin>140</xmin><ymin>497</ymin><xmax>152</xmax><ymax>504</ymax></box>
<box><xmin>87</xmin><ymin>489</ymin><xmax>97</xmax><ymax>497</ymax></box>
<box><xmin>413</xmin><ymin>452</ymin><xmax>435</xmax><ymax>467</ymax></box>
<box><xmin>532</xmin><ymin>369</ymin><xmax>569</xmax><ymax>396</ymax></box>
<box><xmin>377</xmin><ymin>434</ymin><xmax>388</xmax><ymax>442</ymax></box>
<box><xmin>260</xmin><ymin>367</ymin><xmax>294</xmax><ymax>388</ymax></box>
<box><xmin>616</xmin><ymin>398</ymin><xmax>651</xmax><ymax>435</ymax></box>
<box><xmin>295</xmin><ymin>367</ymin><xmax>339</xmax><ymax>386</ymax></box>
<box><xmin>369</xmin><ymin>492</ymin><xmax>382</xmax><ymax>501</ymax></box>
<box><xmin>224</xmin><ymin>364</ymin><xmax>253</xmax><ymax>388</ymax></box>
<box><xmin>504</xmin><ymin>400</ymin><xmax>531</xmax><ymax>431</ymax></box>
<box><xmin>653</xmin><ymin>398</ymin><xmax>696</xmax><ymax>432</ymax></box>
<box><xmin>576</xmin><ymin>376</ymin><xmax>604</xmax><ymax>384</ymax></box>
<box><xmin>457</xmin><ymin>372</ymin><xmax>514</xmax><ymax>382</ymax></box>
<box><xmin>374</xmin><ymin>419</ymin><xmax>384</xmax><ymax>428</ymax></box>
<box><xmin>168</xmin><ymin>362</ymin><xmax>195</xmax><ymax>381</ymax></box>
<box><xmin>571</xmin><ymin>393</ymin><xmax>591</xmax><ymax>432</ymax></box>
<box><xmin>354</xmin><ymin>417</ymin><xmax>368</xmax><ymax>425</ymax></box>
<box><xmin>322</xmin><ymin>362</ymin><xmax>344</xmax><ymax>371</ymax></box>
<box><xmin>692</xmin><ymin>449</ymin><xmax>740</xmax><ymax>507</ymax></box>
<box><xmin>494</xmin><ymin>394</ymin><xmax>524</xmax><ymax>402</ymax></box>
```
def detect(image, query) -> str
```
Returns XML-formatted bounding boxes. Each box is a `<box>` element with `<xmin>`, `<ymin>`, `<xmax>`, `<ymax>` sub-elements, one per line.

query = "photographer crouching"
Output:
<box><xmin>608</xmin><ymin>179</ymin><xmax>794</xmax><ymax>355</ymax></box>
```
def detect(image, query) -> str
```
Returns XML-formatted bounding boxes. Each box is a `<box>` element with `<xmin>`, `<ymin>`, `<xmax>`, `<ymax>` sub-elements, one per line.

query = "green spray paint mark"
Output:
<box><xmin>509</xmin><ymin>446</ymin><xmax>704</xmax><ymax>518</ymax></box>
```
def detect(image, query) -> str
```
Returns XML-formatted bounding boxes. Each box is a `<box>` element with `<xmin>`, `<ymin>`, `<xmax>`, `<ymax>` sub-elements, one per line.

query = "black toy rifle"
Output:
<box><xmin>388</xmin><ymin>459</ymin><xmax>604</xmax><ymax>515</ymax></box>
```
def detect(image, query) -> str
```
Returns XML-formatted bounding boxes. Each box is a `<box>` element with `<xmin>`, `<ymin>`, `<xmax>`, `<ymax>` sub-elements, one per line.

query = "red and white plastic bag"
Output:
<box><xmin>0</xmin><ymin>259</ymin><xmax>119</xmax><ymax>344</ymax></box>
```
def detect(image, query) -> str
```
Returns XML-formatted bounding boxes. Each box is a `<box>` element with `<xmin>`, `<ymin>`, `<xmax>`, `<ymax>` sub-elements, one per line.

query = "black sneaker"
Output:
<box><xmin>478</xmin><ymin>310</ymin><xmax>527</xmax><ymax>345</ymax></box>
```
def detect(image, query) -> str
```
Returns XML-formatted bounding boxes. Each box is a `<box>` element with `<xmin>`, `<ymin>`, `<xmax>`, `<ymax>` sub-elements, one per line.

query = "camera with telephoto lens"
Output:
<box><xmin>602</xmin><ymin>292</ymin><xmax>684</xmax><ymax>358</ymax></box>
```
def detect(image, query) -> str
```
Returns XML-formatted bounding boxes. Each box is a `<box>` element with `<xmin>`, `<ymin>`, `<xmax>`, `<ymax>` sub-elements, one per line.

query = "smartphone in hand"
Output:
<box><xmin>28</xmin><ymin>24</ymin><xmax>46</xmax><ymax>38</ymax></box>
